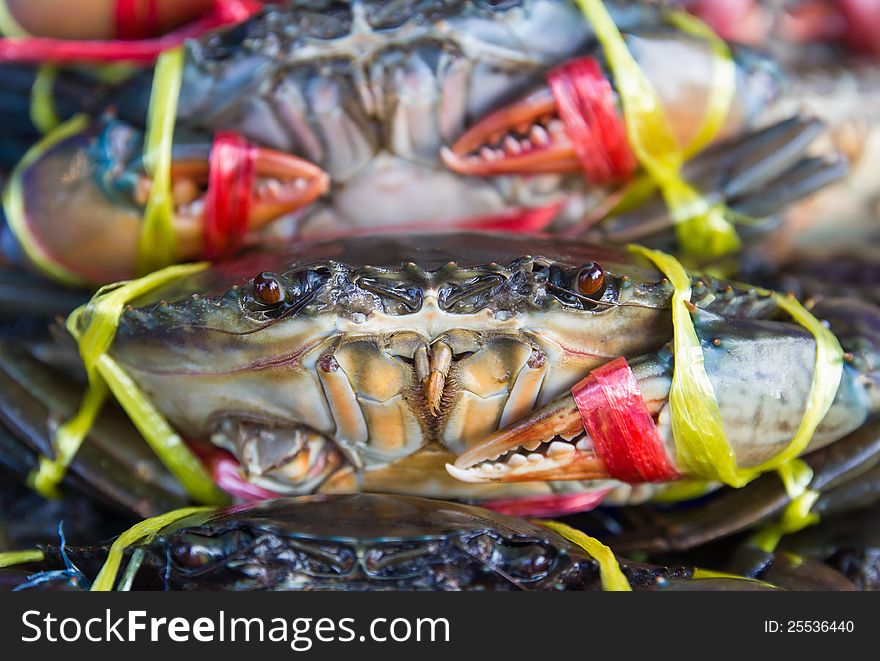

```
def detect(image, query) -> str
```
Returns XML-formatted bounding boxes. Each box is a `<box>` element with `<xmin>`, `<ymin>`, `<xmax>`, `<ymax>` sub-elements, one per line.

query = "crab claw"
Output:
<box><xmin>4</xmin><ymin>116</ymin><xmax>328</xmax><ymax>285</ymax></box>
<box><xmin>447</xmin><ymin>392</ymin><xmax>612</xmax><ymax>483</ymax></box>
<box><xmin>440</xmin><ymin>81</ymin><xmax>659</xmax><ymax>178</ymax></box>
<box><xmin>449</xmin><ymin>302</ymin><xmax>880</xmax><ymax>487</ymax></box>
<box><xmin>164</xmin><ymin>140</ymin><xmax>330</xmax><ymax>239</ymax></box>
<box><xmin>441</xmin><ymin>89</ymin><xmax>580</xmax><ymax>177</ymax></box>
<box><xmin>442</xmin><ymin>32</ymin><xmax>780</xmax><ymax>179</ymax></box>
<box><xmin>2</xmin><ymin>0</ymin><xmax>218</xmax><ymax>40</ymax></box>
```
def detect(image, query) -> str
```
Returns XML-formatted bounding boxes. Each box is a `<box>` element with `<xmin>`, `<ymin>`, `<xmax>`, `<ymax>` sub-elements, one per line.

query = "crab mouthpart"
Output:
<box><xmin>212</xmin><ymin>419</ymin><xmax>344</xmax><ymax>496</ymax></box>
<box><xmin>447</xmin><ymin>393</ymin><xmax>610</xmax><ymax>483</ymax></box>
<box><xmin>137</xmin><ymin>147</ymin><xmax>329</xmax><ymax>230</ymax></box>
<box><xmin>441</xmin><ymin>88</ymin><xmax>581</xmax><ymax>177</ymax></box>
<box><xmin>425</xmin><ymin>341</ymin><xmax>453</xmax><ymax>416</ymax></box>
<box><xmin>257</xmin><ymin>435</ymin><xmax>343</xmax><ymax>490</ymax></box>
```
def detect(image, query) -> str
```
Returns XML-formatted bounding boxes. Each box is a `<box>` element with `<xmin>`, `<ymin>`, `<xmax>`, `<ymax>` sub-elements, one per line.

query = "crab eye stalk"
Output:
<box><xmin>576</xmin><ymin>262</ymin><xmax>606</xmax><ymax>298</ymax></box>
<box><xmin>253</xmin><ymin>272</ymin><xmax>285</xmax><ymax>305</ymax></box>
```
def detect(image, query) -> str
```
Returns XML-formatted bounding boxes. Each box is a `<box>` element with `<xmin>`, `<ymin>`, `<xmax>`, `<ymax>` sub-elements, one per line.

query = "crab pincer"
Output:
<box><xmin>6</xmin><ymin>117</ymin><xmax>329</xmax><ymax>284</ymax></box>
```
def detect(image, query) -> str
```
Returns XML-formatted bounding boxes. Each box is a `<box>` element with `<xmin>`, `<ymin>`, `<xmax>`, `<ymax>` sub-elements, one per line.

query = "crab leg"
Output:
<box><xmin>581</xmin><ymin>116</ymin><xmax>847</xmax><ymax>244</ymax></box>
<box><xmin>607</xmin><ymin>418</ymin><xmax>880</xmax><ymax>554</ymax></box>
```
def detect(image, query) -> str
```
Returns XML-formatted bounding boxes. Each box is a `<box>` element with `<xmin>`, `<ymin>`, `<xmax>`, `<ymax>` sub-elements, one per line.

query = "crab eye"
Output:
<box><xmin>253</xmin><ymin>272</ymin><xmax>285</xmax><ymax>305</ymax></box>
<box><xmin>576</xmin><ymin>262</ymin><xmax>606</xmax><ymax>298</ymax></box>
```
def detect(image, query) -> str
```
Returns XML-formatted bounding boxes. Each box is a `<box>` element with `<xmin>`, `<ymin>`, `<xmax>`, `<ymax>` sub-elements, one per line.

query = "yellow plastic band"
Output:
<box><xmin>3</xmin><ymin>114</ymin><xmax>93</xmax><ymax>287</ymax></box>
<box><xmin>31</xmin><ymin>382</ymin><xmax>109</xmax><ymax>499</ymax></box>
<box><xmin>629</xmin><ymin>246</ymin><xmax>844</xmax><ymax>491</ymax></box>
<box><xmin>751</xmin><ymin>492</ymin><xmax>821</xmax><ymax>553</ymax></box>
<box><xmin>92</xmin><ymin>351</ymin><xmax>227</xmax><ymax>504</ymax></box>
<box><xmin>737</xmin><ymin>293</ymin><xmax>839</xmax><ymax>546</ymax></box>
<box><xmin>0</xmin><ymin>0</ymin><xmax>28</xmax><ymax>37</ymax></box>
<box><xmin>117</xmin><ymin>548</ymin><xmax>146</xmax><ymax>591</ymax></box>
<box><xmin>777</xmin><ymin>458</ymin><xmax>814</xmax><ymax>501</ymax></box>
<box><xmin>692</xmin><ymin>568</ymin><xmax>743</xmax><ymax>581</ymax></box>
<box><xmin>749</xmin><ymin>292</ymin><xmax>845</xmax><ymax>474</ymax></box>
<box><xmin>536</xmin><ymin>519</ymin><xmax>632</xmax><ymax>591</ymax></box>
<box><xmin>666</xmin><ymin>10</ymin><xmax>736</xmax><ymax>159</ymax></box>
<box><xmin>576</xmin><ymin>0</ymin><xmax>740</xmax><ymax>257</ymax></box>
<box><xmin>751</xmin><ymin>459</ymin><xmax>821</xmax><ymax>552</ymax></box>
<box><xmin>652</xmin><ymin>479</ymin><xmax>713</xmax><ymax>503</ymax></box>
<box><xmin>691</xmin><ymin>568</ymin><xmax>772</xmax><ymax>587</ymax></box>
<box><xmin>0</xmin><ymin>549</ymin><xmax>44</xmax><ymax>568</ymax></box>
<box><xmin>629</xmin><ymin>244</ymin><xmax>742</xmax><ymax>485</ymax></box>
<box><xmin>91</xmin><ymin>506</ymin><xmax>215</xmax><ymax>591</ymax></box>
<box><xmin>137</xmin><ymin>46</ymin><xmax>184</xmax><ymax>275</ymax></box>
<box><xmin>93</xmin><ymin>63</ymin><xmax>137</xmax><ymax>85</ymax></box>
<box><xmin>30</xmin><ymin>65</ymin><xmax>61</xmax><ymax>134</ymax></box>
<box><xmin>32</xmin><ymin>263</ymin><xmax>228</xmax><ymax>506</ymax></box>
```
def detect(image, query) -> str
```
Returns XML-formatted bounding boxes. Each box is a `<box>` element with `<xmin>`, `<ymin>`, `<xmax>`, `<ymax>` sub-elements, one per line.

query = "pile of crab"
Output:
<box><xmin>0</xmin><ymin>0</ymin><xmax>879</xmax><ymax>591</ymax></box>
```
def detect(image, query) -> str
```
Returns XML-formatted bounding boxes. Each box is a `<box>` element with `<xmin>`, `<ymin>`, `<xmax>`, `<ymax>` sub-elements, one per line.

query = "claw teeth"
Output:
<box><xmin>548</xmin><ymin>441</ymin><xmax>575</xmax><ymax>457</ymax></box>
<box><xmin>507</xmin><ymin>454</ymin><xmax>528</xmax><ymax>467</ymax></box>
<box><xmin>576</xmin><ymin>438</ymin><xmax>591</xmax><ymax>451</ymax></box>
<box><xmin>524</xmin><ymin>440</ymin><xmax>543</xmax><ymax>451</ymax></box>
<box><xmin>530</xmin><ymin>124</ymin><xmax>550</xmax><ymax>146</ymax></box>
<box><xmin>445</xmin><ymin>463</ymin><xmax>491</xmax><ymax>484</ymax></box>
<box><xmin>480</xmin><ymin>147</ymin><xmax>497</xmax><ymax>161</ymax></box>
<box><xmin>503</xmin><ymin>135</ymin><xmax>522</xmax><ymax>155</ymax></box>
<box><xmin>527</xmin><ymin>453</ymin><xmax>544</xmax><ymax>463</ymax></box>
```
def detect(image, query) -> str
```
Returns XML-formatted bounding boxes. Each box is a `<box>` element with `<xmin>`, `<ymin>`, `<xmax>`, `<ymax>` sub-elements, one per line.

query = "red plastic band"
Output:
<box><xmin>547</xmin><ymin>57</ymin><xmax>636</xmax><ymax>184</ymax></box>
<box><xmin>483</xmin><ymin>490</ymin><xmax>610</xmax><ymax>518</ymax></box>
<box><xmin>203</xmin><ymin>130</ymin><xmax>257</xmax><ymax>259</ymax></box>
<box><xmin>571</xmin><ymin>356</ymin><xmax>679</xmax><ymax>483</ymax></box>
<box><xmin>0</xmin><ymin>0</ymin><xmax>260</xmax><ymax>64</ymax></box>
<box><xmin>840</xmin><ymin>0</ymin><xmax>880</xmax><ymax>55</ymax></box>
<box><xmin>115</xmin><ymin>0</ymin><xmax>161</xmax><ymax>40</ymax></box>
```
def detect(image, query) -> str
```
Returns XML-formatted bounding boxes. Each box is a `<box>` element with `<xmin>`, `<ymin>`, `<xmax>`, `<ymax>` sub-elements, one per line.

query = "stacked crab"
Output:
<box><xmin>0</xmin><ymin>0</ymin><xmax>878</xmax><ymax>591</ymax></box>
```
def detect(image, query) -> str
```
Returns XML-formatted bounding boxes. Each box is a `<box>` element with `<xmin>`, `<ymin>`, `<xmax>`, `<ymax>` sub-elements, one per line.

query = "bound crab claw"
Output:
<box><xmin>449</xmin><ymin>306</ymin><xmax>879</xmax><ymax>486</ymax></box>
<box><xmin>4</xmin><ymin>115</ymin><xmax>329</xmax><ymax>285</ymax></box>
<box><xmin>0</xmin><ymin>0</ymin><xmax>220</xmax><ymax>41</ymax></box>
<box><xmin>441</xmin><ymin>33</ymin><xmax>780</xmax><ymax>179</ymax></box>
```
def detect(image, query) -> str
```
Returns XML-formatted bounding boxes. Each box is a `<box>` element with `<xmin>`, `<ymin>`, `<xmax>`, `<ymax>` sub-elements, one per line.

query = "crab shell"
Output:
<box><xmin>131</xmin><ymin>494</ymin><xmax>617</xmax><ymax>590</ymax></box>
<box><xmin>31</xmin><ymin>494</ymin><xmax>722</xmax><ymax>590</ymax></box>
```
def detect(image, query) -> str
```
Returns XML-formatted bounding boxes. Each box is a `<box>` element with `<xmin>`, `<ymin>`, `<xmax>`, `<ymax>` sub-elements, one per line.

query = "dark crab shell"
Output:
<box><xmin>42</xmin><ymin>494</ymin><xmax>696</xmax><ymax>591</ymax></box>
